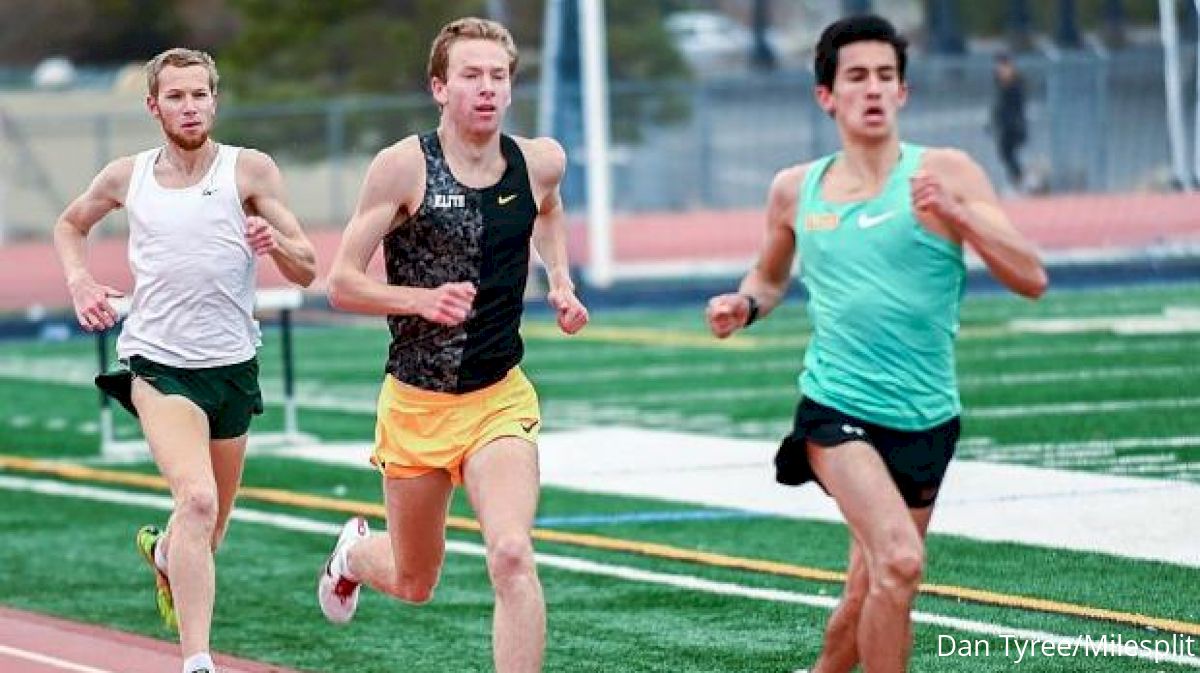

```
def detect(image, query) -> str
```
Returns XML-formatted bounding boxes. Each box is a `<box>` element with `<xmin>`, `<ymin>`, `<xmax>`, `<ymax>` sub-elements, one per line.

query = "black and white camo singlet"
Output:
<box><xmin>383</xmin><ymin>131</ymin><xmax>538</xmax><ymax>393</ymax></box>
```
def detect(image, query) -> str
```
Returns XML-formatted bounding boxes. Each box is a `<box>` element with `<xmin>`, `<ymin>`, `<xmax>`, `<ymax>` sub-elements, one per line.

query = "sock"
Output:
<box><xmin>182</xmin><ymin>652</ymin><xmax>214</xmax><ymax>673</ymax></box>
<box><xmin>154</xmin><ymin>533</ymin><xmax>169</xmax><ymax>575</ymax></box>
<box><xmin>331</xmin><ymin>540</ymin><xmax>359</xmax><ymax>583</ymax></box>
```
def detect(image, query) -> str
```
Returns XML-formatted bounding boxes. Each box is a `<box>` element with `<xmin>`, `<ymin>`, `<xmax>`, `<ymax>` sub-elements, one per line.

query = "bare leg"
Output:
<box><xmin>132</xmin><ymin>379</ymin><xmax>217</xmax><ymax>659</ymax></box>
<box><xmin>811</xmin><ymin>540</ymin><xmax>868</xmax><ymax>673</ymax></box>
<box><xmin>463</xmin><ymin>436</ymin><xmax>543</xmax><ymax>673</ymax></box>
<box><xmin>812</xmin><ymin>508</ymin><xmax>935</xmax><ymax>673</ymax></box>
<box><xmin>158</xmin><ymin>434</ymin><xmax>248</xmax><ymax>560</ymax></box>
<box><xmin>346</xmin><ymin>469</ymin><xmax>454</xmax><ymax>603</ymax></box>
<box><xmin>808</xmin><ymin>441</ymin><xmax>925</xmax><ymax>673</ymax></box>
<box><xmin>207</xmin><ymin>434</ymin><xmax>248</xmax><ymax>551</ymax></box>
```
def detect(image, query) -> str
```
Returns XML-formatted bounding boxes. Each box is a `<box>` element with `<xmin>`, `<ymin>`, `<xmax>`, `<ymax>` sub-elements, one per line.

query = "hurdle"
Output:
<box><xmin>95</xmin><ymin>287</ymin><xmax>312</xmax><ymax>460</ymax></box>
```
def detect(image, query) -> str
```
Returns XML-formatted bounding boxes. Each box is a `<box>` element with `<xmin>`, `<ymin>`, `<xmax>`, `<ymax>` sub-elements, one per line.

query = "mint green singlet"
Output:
<box><xmin>795</xmin><ymin>143</ymin><xmax>965</xmax><ymax>430</ymax></box>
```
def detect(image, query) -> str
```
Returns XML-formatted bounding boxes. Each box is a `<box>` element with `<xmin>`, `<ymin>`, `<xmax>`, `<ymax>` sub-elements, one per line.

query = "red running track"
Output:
<box><xmin>0</xmin><ymin>607</ymin><xmax>304</xmax><ymax>673</ymax></box>
<box><xmin>3</xmin><ymin>192</ymin><xmax>1198</xmax><ymax>312</ymax></box>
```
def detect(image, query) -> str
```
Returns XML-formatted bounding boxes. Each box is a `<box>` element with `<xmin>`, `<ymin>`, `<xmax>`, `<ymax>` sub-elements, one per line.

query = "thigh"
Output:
<box><xmin>209</xmin><ymin>434</ymin><xmax>248</xmax><ymax>535</ymax></box>
<box><xmin>132</xmin><ymin>377</ymin><xmax>214</xmax><ymax>495</ymax></box>
<box><xmin>462</xmin><ymin>436</ymin><xmax>539</xmax><ymax>543</ymax></box>
<box><xmin>808</xmin><ymin>439</ymin><xmax>916</xmax><ymax>552</ymax></box>
<box><xmin>383</xmin><ymin>470</ymin><xmax>456</xmax><ymax>576</ymax></box>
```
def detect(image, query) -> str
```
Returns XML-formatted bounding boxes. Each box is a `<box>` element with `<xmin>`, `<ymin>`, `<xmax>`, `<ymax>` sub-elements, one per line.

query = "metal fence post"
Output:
<box><xmin>326</xmin><ymin>100</ymin><xmax>346</xmax><ymax>226</ymax></box>
<box><xmin>695</xmin><ymin>83</ymin><xmax>713</xmax><ymax>207</ymax></box>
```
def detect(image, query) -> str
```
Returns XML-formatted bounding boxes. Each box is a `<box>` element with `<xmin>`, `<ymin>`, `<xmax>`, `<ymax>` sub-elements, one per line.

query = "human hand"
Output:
<box><xmin>419</xmin><ymin>282</ymin><xmax>477</xmax><ymax>326</ymax></box>
<box><xmin>910</xmin><ymin>170</ymin><xmax>966</xmax><ymax>227</ymax></box>
<box><xmin>68</xmin><ymin>275</ymin><xmax>124</xmax><ymax>332</ymax></box>
<box><xmin>548</xmin><ymin>286</ymin><xmax>588</xmax><ymax>335</ymax></box>
<box><xmin>245</xmin><ymin>215</ymin><xmax>278</xmax><ymax>256</ymax></box>
<box><xmin>706</xmin><ymin>293</ymin><xmax>751</xmax><ymax>339</ymax></box>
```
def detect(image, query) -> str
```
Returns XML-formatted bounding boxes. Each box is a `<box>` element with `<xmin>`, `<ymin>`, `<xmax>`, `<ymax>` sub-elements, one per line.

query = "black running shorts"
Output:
<box><xmin>774</xmin><ymin>397</ymin><xmax>960</xmax><ymax>508</ymax></box>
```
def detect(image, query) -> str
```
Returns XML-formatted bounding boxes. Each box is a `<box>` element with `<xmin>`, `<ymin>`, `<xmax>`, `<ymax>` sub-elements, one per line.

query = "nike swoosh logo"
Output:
<box><xmin>520</xmin><ymin>419</ymin><xmax>539</xmax><ymax>433</ymax></box>
<box><xmin>858</xmin><ymin>210</ymin><xmax>896</xmax><ymax>228</ymax></box>
<box><xmin>498</xmin><ymin>194</ymin><xmax>518</xmax><ymax>205</ymax></box>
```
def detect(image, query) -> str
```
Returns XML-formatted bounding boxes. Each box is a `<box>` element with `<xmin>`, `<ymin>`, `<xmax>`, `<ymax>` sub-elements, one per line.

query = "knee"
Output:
<box><xmin>872</xmin><ymin>543</ymin><xmax>924</xmax><ymax>597</ymax></box>
<box><xmin>174</xmin><ymin>489</ymin><xmax>219</xmax><ymax>534</ymax></box>
<box><xmin>485</xmin><ymin>535</ymin><xmax>536</xmax><ymax>588</ymax></box>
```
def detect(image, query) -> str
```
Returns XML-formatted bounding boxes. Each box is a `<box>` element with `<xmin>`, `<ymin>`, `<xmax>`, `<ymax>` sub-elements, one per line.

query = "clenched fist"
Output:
<box><xmin>245</xmin><ymin>215</ymin><xmax>278</xmax><ymax>256</ymax></box>
<box><xmin>419</xmin><ymin>282</ymin><xmax>477</xmax><ymax>326</ymax></box>
<box><xmin>910</xmin><ymin>171</ymin><xmax>965</xmax><ymax>226</ymax></box>
<box><xmin>706</xmin><ymin>293</ymin><xmax>752</xmax><ymax>339</ymax></box>
<box><xmin>548</xmin><ymin>286</ymin><xmax>588</xmax><ymax>335</ymax></box>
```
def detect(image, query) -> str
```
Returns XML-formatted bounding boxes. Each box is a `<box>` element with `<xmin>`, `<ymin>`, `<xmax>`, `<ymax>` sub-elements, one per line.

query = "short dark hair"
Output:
<box><xmin>814</xmin><ymin>15</ymin><xmax>908</xmax><ymax>89</ymax></box>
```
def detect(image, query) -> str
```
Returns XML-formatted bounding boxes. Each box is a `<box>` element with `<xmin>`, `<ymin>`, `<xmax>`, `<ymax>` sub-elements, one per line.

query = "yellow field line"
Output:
<box><xmin>521</xmin><ymin>324</ymin><xmax>760</xmax><ymax>350</ymax></box>
<box><xmin>520</xmin><ymin>322</ymin><xmax>1012</xmax><ymax>352</ymax></box>
<box><xmin>2</xmin><ymin>454</ymin><xmax>1196</xmax><ymax>637</ymax></box>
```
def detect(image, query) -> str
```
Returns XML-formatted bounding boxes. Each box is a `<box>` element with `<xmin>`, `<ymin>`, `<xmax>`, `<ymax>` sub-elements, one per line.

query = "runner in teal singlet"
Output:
<box><xmin>706</xmin><ymin>15</ymin><xmax>1047</xmax><ymax>673</ymax></box>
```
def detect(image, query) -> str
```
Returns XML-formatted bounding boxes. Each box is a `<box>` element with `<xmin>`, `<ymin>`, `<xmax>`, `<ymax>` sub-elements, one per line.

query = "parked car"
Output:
<box><xmin>664</xmin><ymin>11</ymin><xmax>755</xmax><ymax>72</ymax></box>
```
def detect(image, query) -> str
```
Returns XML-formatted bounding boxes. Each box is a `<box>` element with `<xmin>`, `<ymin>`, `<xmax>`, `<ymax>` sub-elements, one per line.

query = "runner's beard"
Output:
<box><xmin>165</xmin><ymin>127</ymin><xmax>209</xmax><ymax>151</ymax></box>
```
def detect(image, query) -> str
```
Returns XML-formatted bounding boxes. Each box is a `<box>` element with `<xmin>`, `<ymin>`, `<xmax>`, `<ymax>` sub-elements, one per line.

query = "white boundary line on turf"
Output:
<box><xmin>1</xmin><ymin>475</ymin><xmax>1197</xmax><ymax>669</ymax></box>
<box><xmin>0</xmin><ymin>644</ymin><xmax>114</xmax><ymax>673</ymax></box>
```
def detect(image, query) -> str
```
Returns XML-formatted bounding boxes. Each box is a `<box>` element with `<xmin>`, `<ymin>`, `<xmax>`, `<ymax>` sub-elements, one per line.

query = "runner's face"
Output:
<box><xmin>432</xmin><ymin>39</ymin><xmax>512</xmax><ymax>135</ymax></box>
<box><xmin>816</xmin><ymin>41</ymin><xmax>907</xmax><ymax>141</ymax></box>
<box><xmin>147</xmin><ymin>65</ymin><xmax>216</xmax><ymax>151</ymax></box>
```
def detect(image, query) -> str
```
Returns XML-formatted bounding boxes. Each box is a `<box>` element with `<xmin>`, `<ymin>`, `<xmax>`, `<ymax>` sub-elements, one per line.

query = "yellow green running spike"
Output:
<box><xmin>135</xmin><ymin>525</ymin><xmax>178</xmax><ymax>632</ymax></box>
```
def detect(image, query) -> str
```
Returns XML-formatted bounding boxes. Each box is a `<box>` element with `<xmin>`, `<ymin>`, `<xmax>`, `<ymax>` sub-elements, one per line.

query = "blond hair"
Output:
<box><xmin>427</xmin><ymin>17</ymin><xmax>518</xmax><ymax>83</ymax></box>
<box><xmin>145</xmin><ymin>48</ymin><xmax>219</xmax><ymax>96</ymax></box>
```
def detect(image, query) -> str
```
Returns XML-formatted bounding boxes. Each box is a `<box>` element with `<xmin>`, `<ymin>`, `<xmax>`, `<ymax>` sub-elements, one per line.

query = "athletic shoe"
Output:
<box><xmin>135</xmin><ymin>525</ymin><xmax>178</xmax><ymax>632</ymax></box>
<box><xmin>317</xmin><ymin>516</ymin><xmax>369</xmax><ymax>623</ymax></box>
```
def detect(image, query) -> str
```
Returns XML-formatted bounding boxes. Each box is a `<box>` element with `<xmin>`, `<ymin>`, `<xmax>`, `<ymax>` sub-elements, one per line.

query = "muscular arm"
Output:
<box><xmin>527</xmin><ymin>139</ymin><xmax>572</xmax><ymax>292</ymax></box>
<box><xmin>707</xmin><ymin>165</ymin><xmax>804</xmax><ymax>338</ymax></box>
<box><xmin>53</xmin><ymin>158</ymin><xmax>132</xmax><ymax>330</ymax></box>
<box><xmin>239</xmin><ymin>150</ymin><xmax>317</xmax><ymax>287</ymax></box>
<box><xmin>525</xmin><ymin>137</ymin><xmax>588</xmax><ymax>334</ymax></box>
<box><xmin>740</xmin><ymin>166</ymin><xmax>803</xmax><ymax>316</ymax></box>
<box><xmin>920</xmin><ymin>149</ymin><xmax>1047</xmax><ymax>299</ymax></box>
<box><xmin>327</xmin><ymin>139</ymin><xmax>475</xmax><ymax>324</ymax></box>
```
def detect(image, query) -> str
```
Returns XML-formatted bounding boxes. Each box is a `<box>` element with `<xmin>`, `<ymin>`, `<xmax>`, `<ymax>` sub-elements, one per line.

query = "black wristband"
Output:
<box><xmin>742</xmin><ymin>294</ymin><xmax>760</xmax><ymax>327</ymax></box>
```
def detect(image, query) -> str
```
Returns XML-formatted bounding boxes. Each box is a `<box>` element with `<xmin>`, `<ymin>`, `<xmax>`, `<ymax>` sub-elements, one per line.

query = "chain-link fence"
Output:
<box><xmin>1</xmin><ymin>45</ymin><xmax>1194</xmax><ymax>240</ymax></box>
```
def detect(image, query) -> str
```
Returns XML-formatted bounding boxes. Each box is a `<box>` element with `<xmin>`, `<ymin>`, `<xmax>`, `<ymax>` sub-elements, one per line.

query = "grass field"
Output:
<box><xmin>1</xmin><ymin>281</ymin><xmax>1198</xmax><ymax>671</ymax></box>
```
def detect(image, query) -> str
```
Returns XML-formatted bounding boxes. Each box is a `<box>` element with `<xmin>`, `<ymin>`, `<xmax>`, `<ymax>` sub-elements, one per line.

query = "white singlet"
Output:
<box><xmin>116</xmin><ymin>143</ymin><xmax>260</xmax><ymax>368</ymax></box>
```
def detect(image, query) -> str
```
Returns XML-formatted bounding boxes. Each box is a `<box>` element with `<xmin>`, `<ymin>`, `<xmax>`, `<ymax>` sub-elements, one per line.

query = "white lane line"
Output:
<box><xmin>971</xmin><ymin>397</ymin><xmax>1200</xmax><ymax>419</ymax></box>
<box><xmin>1</xmin><ymin>476</ymin><xmax>1197</xmax><ymax>668</ymax></box>
<box><xmin>0</xmin><ymin>645</ymin><xmax>115</xmax><ymax>673</ymax></box>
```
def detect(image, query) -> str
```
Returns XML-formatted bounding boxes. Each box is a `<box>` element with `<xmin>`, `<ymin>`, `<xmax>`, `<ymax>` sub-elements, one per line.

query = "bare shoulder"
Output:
<box><xmin>235</xmin><ymin>147</ymin><xmax>281</xmax><ymax>181</ymax></box>
<box><xmin>93</xmin><ymin>155</ymin><xmax>137</xmax><ymax>201</ymax></box>
<box><xmin>771</xmin><ymin>162</ymin><xmax>811</xmax><ymax>194</ymax></box>
<box><xmin>920</xmin><ymin>146</ymin><xmax>980</xmax><ymax>176</ymax></box>
<box><xmin>369</xmin><ymin>134</ymin><xmax>424</xmax><ymax>176</ymax></box>
<box><xmin>920</xmin><ymin>146</ymin><xmax>996</xmax><ymax>197</ymax></box>
<box><xmin>766</xmin><ymin>162</ymin><xmax>813</xmax><ymax>212</ymax></box>
<box><xmin>512</xmin><ymin>135</ymin><xmax>566</xmax><ymax>184</ymax></box>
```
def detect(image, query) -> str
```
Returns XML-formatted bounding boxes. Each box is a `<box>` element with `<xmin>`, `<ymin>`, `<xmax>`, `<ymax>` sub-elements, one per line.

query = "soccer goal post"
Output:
<box><xmin>95</xmin><ymin>287</ymin><xmax>309</xmax><ymax>460</ymax></box>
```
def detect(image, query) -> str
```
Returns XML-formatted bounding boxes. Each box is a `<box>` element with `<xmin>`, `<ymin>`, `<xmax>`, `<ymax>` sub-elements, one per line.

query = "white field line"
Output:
<box><xmin>1</xmin><ymin>475</ymin><xmax>1197</xmax><ymax>669</ymax></box>
<box><xmin>531</xmin><ymin>356</ymin><xmax>1198</xmax><ymax>386</ymax></box>
<box><xmin>962</xmin><ymin>435</ymin><xmax>1200</xmax><ymax>455</ymax></box>
<box><xmin>0</xmin><ymin>645</ymin><xmax>113</xmax><ymax>673</ymax></box>
<box><xmin>964</xmin><ymin>297</ymin><xmax>1200</xmax><ymax>322</ymax></box>
<box><xmin>0</xmin><ymin>333</ymin><xmax>1194</xmax><ymax>387</ymax></box>
<box><xmin>957</xmin><ymin>337</ymin><xmax>1199</xmax><ymax>362</ymax></box>
<box><xmin>2</xmin><ymin>338</ymin><xmax>1198</xmax><ymax>427</ymax></box>
<box><xmin>564</xmin><ymin>383</ymin><xmax>1200</xmax><ymax>413</ymax></box>
<box><xmin>970</xmin><ymin>397</ymin><xmax>1200</xmax><ymax>419</ymax></box>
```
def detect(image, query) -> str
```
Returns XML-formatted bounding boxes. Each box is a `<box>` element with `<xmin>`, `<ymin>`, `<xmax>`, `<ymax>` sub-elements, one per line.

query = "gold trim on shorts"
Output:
<box><xmin>371</xmin><ymin>367</ymin><xmax>540</xmax><ymax>484</ymax></box>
